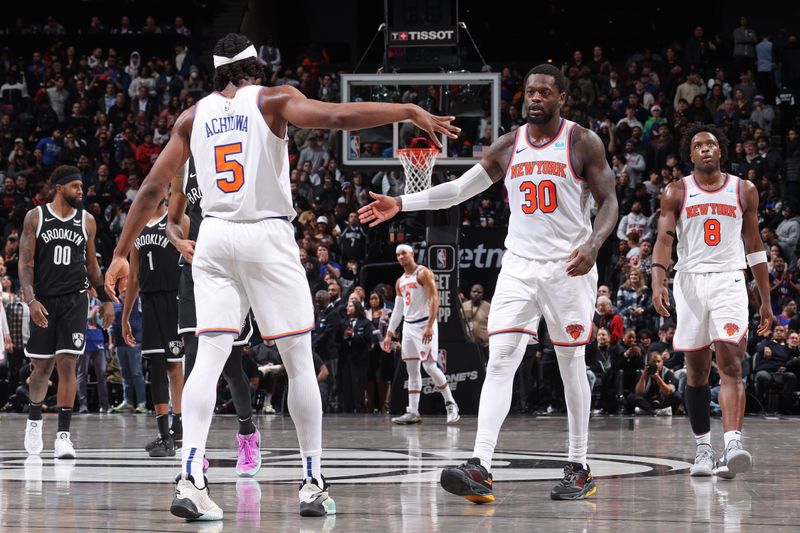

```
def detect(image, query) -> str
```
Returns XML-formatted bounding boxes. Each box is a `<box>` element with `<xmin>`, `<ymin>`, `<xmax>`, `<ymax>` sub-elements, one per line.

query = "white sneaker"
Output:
<box><xmin>391</xmin><ymin>408</ymin><xmax>422</xmax><ymax>425</ymax></box>
<box><xmin>634</xmin><ymin>407</ymin><xmax>645</xmax><ymax>415</ymax></box>
<box><xmin>54</xmin><ymin>431</ymin><xmax>76</xmax><ymax>459</ymax></box>
<box><xmin>655</xmin><ymin>406</ymin><xmax>673</xmax><ymax>416</ymax></box>
<box><xmin>445</xmin><ymin>401</ymin><xmax>460</xmax><ymax>424</ymax></box>
<box><xmin>170</xmin><ymin>475</ymin><xmax>223</xmax><ymax>521</ymax></box>
<box><xmin>689</xmin><ymin>444</ymin><xmax>715</xmax><ymax>477</ymax></box>
<box><xmin>24</xmin><ymin>419</ymin><xmax>44</xmax><ymax>455</ymax></box>
<box><xmin>299</xmin><ymin>477</ymin><xmax>336</xmax><ymax>516</ymax></box>
<box><xmin>263</xmin><ymin>404</ymin><xmax>276</xmax><ymax>415</ymax></box>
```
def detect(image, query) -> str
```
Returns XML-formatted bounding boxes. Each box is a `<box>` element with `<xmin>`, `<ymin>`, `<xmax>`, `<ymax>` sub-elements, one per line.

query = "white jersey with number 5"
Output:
<box><xmin>503</xmin><ymin>119</ymin><xmax>593</xmax><ymax>261</ymax></box>
<box><xmin>398</xmin><ymin>266</ymin><xmax>429</xmax><ymax>322</ymax></box>
<box><xmin>674</xmin><ymin>173</ymin><xmax>746</xmax><ymax>273</ymax></box>
<box><xmin>190</xmin><ymin>84</ymin><xmax>294</xmax><ymax>221</ymax></box>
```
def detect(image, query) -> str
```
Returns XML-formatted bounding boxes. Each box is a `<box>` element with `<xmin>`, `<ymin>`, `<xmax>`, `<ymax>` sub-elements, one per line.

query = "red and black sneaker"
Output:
<box><xmin>440</xmin><ymin>457</ymin><xmax>494</xmax><ymax>504</ymax></box>
<box><xmin>550</xmin><ymin>462</ymin><xmax>597</xmax><ymax>500</ymax></box>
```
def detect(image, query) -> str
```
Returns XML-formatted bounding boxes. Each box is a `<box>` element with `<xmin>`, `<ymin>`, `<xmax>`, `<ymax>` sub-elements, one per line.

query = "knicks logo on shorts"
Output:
<box><xmin>565</xmin><ymin>324</ymin><xmax>585</xmax><ymax>340</ymax></box>
<box><xmin>723</xmin><ymin>323</ymin><xmax>740</xmax><ymax>336</ymax></box>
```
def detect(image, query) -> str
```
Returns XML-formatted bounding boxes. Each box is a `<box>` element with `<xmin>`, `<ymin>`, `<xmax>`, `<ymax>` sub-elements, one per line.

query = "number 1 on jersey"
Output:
<box><xmin>215</xmin><ymin>142</ymin><xmax>245</xmax><ymax>193</ymax></box>
<box><xmin>147</xmin><ymin>251</ymin><xmax>154</xmax><ymax>270</ymax></box>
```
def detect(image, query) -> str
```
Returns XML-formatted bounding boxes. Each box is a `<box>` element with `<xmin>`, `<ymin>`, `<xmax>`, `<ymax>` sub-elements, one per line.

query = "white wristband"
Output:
<box><xmin>746</xmin><ymin>250</ymin><xmax>767</xmax><ymax>268</ymax></box>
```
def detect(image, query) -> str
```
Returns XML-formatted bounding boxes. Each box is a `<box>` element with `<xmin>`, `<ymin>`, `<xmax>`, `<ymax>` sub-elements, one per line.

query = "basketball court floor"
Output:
<box><xmin>0</xmin><ymin>414</ymin><xmax>797</xmax><ymax>532</ymax></box>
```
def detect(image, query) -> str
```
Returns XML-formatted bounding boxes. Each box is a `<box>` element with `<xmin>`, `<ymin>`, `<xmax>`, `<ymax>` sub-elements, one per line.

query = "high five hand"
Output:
<box><xmin>358</xmin><ymin>192</ymin><xmax>401</xmax><ymax>227</ymax></box>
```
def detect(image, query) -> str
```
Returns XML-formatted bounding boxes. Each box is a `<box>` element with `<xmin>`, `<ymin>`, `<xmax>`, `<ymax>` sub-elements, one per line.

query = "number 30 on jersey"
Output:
<box><xmin>215</xmin><ymin>143</ymin><xmax>245</xmax><ymax>193</ymax></box>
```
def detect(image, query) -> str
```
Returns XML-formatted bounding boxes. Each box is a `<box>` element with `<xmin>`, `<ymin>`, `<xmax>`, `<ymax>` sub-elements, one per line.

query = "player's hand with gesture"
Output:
<box><xmin>652</xmin><ymin>285</ymin><xmax>671</xmax><ymax>317</ymax></box>
<box><xmin>757</xmin><ymin>302</ymin><xmax>773</xmax><ymax>337</ymax></box>
<box><xmin>104</xmin><ymin>255</ymin><xmax>130</xmax><ymax>304</ymax></box>
<box><xmin>382</xmin><ymin>332</ymin><xmax>394</xmax><ymax>353</ymax></box>
<box><xmin>408</xmin><ymin>107</ymin><xmax>460</xmax><ymax>149</ymax></box>
<box><xmin>359</xmin><ymin>192</ymin><xmax>401</xmax><ymax>227</ymax></box>
<box><xmin>29</xmin><ymin>300</ymin><xmax>49</xmax><ymax>328</ymax></box>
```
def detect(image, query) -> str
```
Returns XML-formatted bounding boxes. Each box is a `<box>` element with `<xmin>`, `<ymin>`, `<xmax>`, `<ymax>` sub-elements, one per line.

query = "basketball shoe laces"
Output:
<box><xmin>560</xmin><ymin>463</ymin><xmax>578</xmax><ymax>486</ymax></box>
<box><xmin>238</xmin><ymin>436</ymin><xmax>253</xmax><ymax>465</ymax></box>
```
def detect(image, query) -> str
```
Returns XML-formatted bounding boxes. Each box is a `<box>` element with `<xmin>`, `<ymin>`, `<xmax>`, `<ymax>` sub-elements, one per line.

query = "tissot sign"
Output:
<box><xmin>389</xmin><ymin>27</ymin><xmax>457</xmax><ymax>47</ymax></box>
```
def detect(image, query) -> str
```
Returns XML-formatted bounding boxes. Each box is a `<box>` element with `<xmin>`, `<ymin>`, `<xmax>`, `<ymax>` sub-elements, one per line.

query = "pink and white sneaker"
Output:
<box><xmin>203</xmin><ymin>455</ymin><xmax>210</xmax><ymax>473</ymax></box>
<box><xmin>236</xmin><ymin>429</ymin><xmax>262</xmax><ymax>477</ymax></box>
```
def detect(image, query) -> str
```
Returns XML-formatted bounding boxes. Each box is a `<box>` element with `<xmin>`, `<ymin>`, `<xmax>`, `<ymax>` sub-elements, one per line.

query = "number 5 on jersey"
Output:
<box><xmin>215</xmin><ymin>142</ymin><xmax>245</xmax><ymax>193</ymax></box>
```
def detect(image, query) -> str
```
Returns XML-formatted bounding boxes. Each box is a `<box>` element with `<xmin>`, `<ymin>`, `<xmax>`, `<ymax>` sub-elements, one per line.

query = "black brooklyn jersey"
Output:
<box><xmin>34</xmin><ymin>205</ymin><xmax>88</xmax><ymax>296</ymax></box>
<box><xmin>135</xmin><ymin>213</ymin><xmax>180</xmax><ymax>293</ymax></box>
<box><xmin>183</xmin><ymin>156</ymin><xmax>203</xmax><ymax>242</ymax></box>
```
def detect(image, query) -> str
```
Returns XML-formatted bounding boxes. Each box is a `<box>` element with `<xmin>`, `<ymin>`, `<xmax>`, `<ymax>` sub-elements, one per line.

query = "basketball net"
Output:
<box><xmin>398</xmin><ymin>138</ymin><xmax>439</xmax><ymax>194</ymax></box>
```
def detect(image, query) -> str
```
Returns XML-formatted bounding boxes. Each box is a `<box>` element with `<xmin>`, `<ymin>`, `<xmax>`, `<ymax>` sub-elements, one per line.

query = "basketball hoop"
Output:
<box><xmin>398</xmin><ymin>138</ymin><xmax>438</xmax><ymax>194</ymax></box>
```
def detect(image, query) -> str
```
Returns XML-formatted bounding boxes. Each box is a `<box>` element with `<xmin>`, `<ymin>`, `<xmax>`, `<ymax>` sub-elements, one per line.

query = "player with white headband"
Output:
<box><xmin>383</xmin><ymin>244</ymin><xmax>460</xmax><ymax>425</ymax></box>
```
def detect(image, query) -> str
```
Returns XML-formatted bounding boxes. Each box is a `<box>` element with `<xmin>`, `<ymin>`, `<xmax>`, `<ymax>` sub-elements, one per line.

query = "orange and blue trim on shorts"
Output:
<box><xmin>262</xmin><ymin>324</ymin><xmax>315</xmax><ymax>341</ymax></box>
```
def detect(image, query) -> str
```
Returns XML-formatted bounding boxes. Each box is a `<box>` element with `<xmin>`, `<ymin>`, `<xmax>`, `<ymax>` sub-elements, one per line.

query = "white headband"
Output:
<box><xmin>213</xmin><ymin>45</ymin><xmax>257</xmax><ymax>68</ymax></box>
<box><xmin>396</xmin><ymin>244</ymin><xmax>414</xmax><ymax>254</ymax></box>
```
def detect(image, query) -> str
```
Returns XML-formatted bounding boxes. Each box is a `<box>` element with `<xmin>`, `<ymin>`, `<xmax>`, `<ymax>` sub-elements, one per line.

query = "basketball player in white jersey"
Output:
<box><xmin>360</xmin><ymin>64</ymin><xmax>618</xmax><ymax>502</ymax></box>
<box><xmin>383</xmin><ymin>244</ymin><xmax>460</xmax><ymax>424</ymax></box>
<box><xmin>104</xmin><ymin>33</ymin><xmax>458</xmax><ymax>521</ymax></box>
<box><xmin>652</xmin><ymin>124</ymin><xmax>772</xmax><ymax>479</ymax></box>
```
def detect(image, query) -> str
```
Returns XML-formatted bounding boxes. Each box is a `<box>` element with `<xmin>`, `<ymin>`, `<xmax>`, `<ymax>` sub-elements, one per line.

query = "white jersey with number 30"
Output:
<box><xmin>190</xmin><ymin>84</ymin><xmax>294</xmax><ymax>221</ymax></box>
<box><xmin>503</xmin><ymin>119</ymin><xmax>593</xmax><ymax>261</ymax></box>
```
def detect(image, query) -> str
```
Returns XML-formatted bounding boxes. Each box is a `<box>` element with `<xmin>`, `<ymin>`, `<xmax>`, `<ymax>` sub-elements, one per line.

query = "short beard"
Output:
<box><xmin>527</xmin><ymin>111</ymin><xmax>553</xmax><ymax>125</ymax></box>
<box><xmin>64</xmin><ymin>194</ymin><xmax>81</xmax><ymax>209</ymax></box>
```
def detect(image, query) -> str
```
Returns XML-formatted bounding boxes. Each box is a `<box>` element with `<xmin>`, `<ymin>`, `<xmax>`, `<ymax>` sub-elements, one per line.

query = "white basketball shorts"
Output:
<box><xmin>673</xmin><ymin>270</ymin><xmax>748</xmax><ymax>351</ymax></box>
<box><xmin>402</xmin><ymin>320</ymin><xmax>438</xmax><ymax>362</ymax></box>
<box><xmin>487</xmin><ymin>251</ymin><xmax>597</xmax><ymax>349</ymax></box>
<box><xmin>192</xmin><ymin>217</ymin><xmax>314</xmax><ymax>341</ymax></box>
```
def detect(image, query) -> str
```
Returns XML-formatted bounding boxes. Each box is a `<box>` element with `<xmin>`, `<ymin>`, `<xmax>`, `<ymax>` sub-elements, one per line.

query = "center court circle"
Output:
<box><xmin>0</xmin><ymin>448</ymin><xmax>691</xmax><ymax>484</ymax></box>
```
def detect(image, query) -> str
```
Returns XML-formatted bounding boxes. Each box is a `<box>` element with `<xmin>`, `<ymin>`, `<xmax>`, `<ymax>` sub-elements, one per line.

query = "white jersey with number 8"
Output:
<box><xmin>190</xmin><ymin>84</ymin><xmax>294</xmax><ymax>221</ymax></box>
<box><xmin>674</xmin><ymin>173</ymin><xmax>746</xmax><ymax>273</ymax></box>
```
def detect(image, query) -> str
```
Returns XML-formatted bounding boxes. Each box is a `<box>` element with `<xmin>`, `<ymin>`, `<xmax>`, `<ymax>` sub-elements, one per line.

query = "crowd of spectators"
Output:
<box><xmin>0</xmin><ymin>13</ymin><xmax>798</xmax><ymax>415</ymax></box>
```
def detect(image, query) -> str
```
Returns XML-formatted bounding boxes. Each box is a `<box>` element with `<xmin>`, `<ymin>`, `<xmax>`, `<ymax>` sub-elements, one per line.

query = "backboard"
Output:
<box><xmin>340</xmin><ymin>72</ymin><xmax>501</xmax><ymax>169</ymax></box>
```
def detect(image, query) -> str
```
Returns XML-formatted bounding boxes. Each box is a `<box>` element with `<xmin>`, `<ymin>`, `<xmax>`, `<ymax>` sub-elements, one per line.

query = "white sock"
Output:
<box><xmin>555</xmin><ymin>346</ymin><xmax>591</xmax><ymax>469</ymax></box>
<box><xmin>406</xmin><ymin>360</ymin><xmax>422</xmax><ymax>413</ymax></box>
<box><xmin>695</xmin><ymin>432</ymin><xmax>711</xmax><ymax>446</ymax></box>
<box><xmin>181</xmin><ymin>333</ymin><xmax>233</xmax><ymax>488</ymax></box>
<box><xmin>473</xmin><ymin>333</ymin><xmax>527</xmax><ymax>472</ymax></box>
<box><xmin>302</xmin><ymin>454</ymin><xmax>322</xmax><ymax>483</ymax></box>
<box><xmin>422</xmin><ymin>358</ymin><xmax>454</xmax><ymax>403</ymax></box>
<box><xmin>265</xmin><ymin>393</ymin><xmax>272</xmax><ymax>405</ymax></box>
<box><xmin>723</xmin><ymin>430</ymin><xmax>741</xmax><ymax>448</ymax></box>
<box><xmin>275</xmin><ymin>334</ymin><xmax>323</xmax><ymax>481</ymax></box>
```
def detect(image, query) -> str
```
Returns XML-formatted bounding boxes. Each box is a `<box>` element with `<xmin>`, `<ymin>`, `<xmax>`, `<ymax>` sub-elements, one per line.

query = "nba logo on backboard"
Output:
<box><xmin>427</xmin><ymin>245</ymin><xmax>455</xmax><ymax>273</ymax></box>
<box><xmin>349</xmin><ymin>134</ymin><xmax>360</xmax><ymax>158</ymax></box>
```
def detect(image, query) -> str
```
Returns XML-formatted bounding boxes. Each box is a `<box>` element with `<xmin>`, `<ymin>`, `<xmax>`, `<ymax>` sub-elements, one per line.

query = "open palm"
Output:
<box><xmin>358</xmin><ymin>192</ymin><xmax>401</xmax><ymax>227</ymax></box>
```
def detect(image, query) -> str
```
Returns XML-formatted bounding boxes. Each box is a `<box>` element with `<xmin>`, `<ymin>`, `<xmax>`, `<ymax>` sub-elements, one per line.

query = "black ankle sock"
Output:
<box><xmin>57</xmin><ymin>407</ymin><xmax>72</xmax><ymax>432</ymax></box>
<box><xmin>29</xmin><ymin>402</ymin><xmax>43</xmax><ymax>421</ymax></box>
<box><xmin>171</xmin><ymin>414</ymin><xmax>182</xmax><ymax>435</ymax></box>
<box><xmin>157</xmin><ymin>414</ymin><xmax>170</xmax><ymax>439</ymax></box>
<box><xmin>238</xmin><ymin>416</ymin><xmax>256</xmax><ymax>435</ymax></box>
<box><xmin>685</xmin><ymin>385</ymin><xmax>711</xmax><ymax>435</ymax></box>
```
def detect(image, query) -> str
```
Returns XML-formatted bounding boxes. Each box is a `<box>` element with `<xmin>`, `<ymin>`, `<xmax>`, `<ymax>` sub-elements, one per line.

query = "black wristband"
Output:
<box><xmin>96</xmin><ymin>286</ymin><xmax>111</xmax><ymax>303</ymax></box>
<box><xmin>652</xmin><ymin>263</ymin><xmax>669</xmax><ymax>273</ymax></box>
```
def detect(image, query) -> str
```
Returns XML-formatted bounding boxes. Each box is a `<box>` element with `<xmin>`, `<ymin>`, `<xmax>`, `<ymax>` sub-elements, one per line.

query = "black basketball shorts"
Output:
<box><xmin>141</xmin><ymin>291</ymin><xmax>184</xmax><ymax>363</ymax></box>
<box><xmin>25</xmin><ymin>291</ymin><xmax>89</xmax><ymax>358</ymax></box>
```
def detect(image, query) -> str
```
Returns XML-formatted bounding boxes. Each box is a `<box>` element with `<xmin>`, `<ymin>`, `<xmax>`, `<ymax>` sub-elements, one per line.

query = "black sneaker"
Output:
<box><xmin>149</xmin><ymin>435</ymin><xmax>176</xmax><ymax>458</ymax></box>
<box><xmin>550</xmin><ymin>462</ymin><xmax>597</xmax><ymax>500</ymax></box>
<box><xmin>144</xmin><ymin>435</ymin><xmax>161</xmax><ymax>452</ymax></box>
<box><xmin>172</xmin><ymin>431</ymin><xmax>183</xmax><ymax>448</ymax></box>
<box><xmin>440</xmin><ymin>458</ymin><xmax>494</xmax><ymax>504</ymax></box>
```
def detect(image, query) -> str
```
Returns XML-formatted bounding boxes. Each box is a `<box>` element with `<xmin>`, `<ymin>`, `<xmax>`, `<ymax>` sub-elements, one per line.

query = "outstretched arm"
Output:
<box><xmin>740</xmin><ymin>180</ymin><xmax>773</xmax><ymax>335</ymax></box>
<box><xmin>264</xmin><ymin>85</ymin><xmax>459</xmax><ymax>148</ymax></box>
<box><xmin>566</xmin><ymin>127</ymin><xmax>619</xmax><ymax>276</ymax></box>
<box><xmin>651</xmin><ymin>181</ymin><xmax>682</xmax><ymax>317</ymax></box>
<box><xmin>105</xmin><ymin>108</ymin><xmax>192</xmax><ymax>301</ymax></box>
<box><xmin>358</xmin><ymin>131</ymin><xmax>515</xmax><ymax>227</ymax></box>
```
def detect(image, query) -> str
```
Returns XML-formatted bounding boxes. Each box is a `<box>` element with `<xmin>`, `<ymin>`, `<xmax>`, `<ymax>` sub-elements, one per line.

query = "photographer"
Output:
<box><xmin>626</xmin><ymin>347</ymin><xmax>682</xmax><ymax>416</ymax></box>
